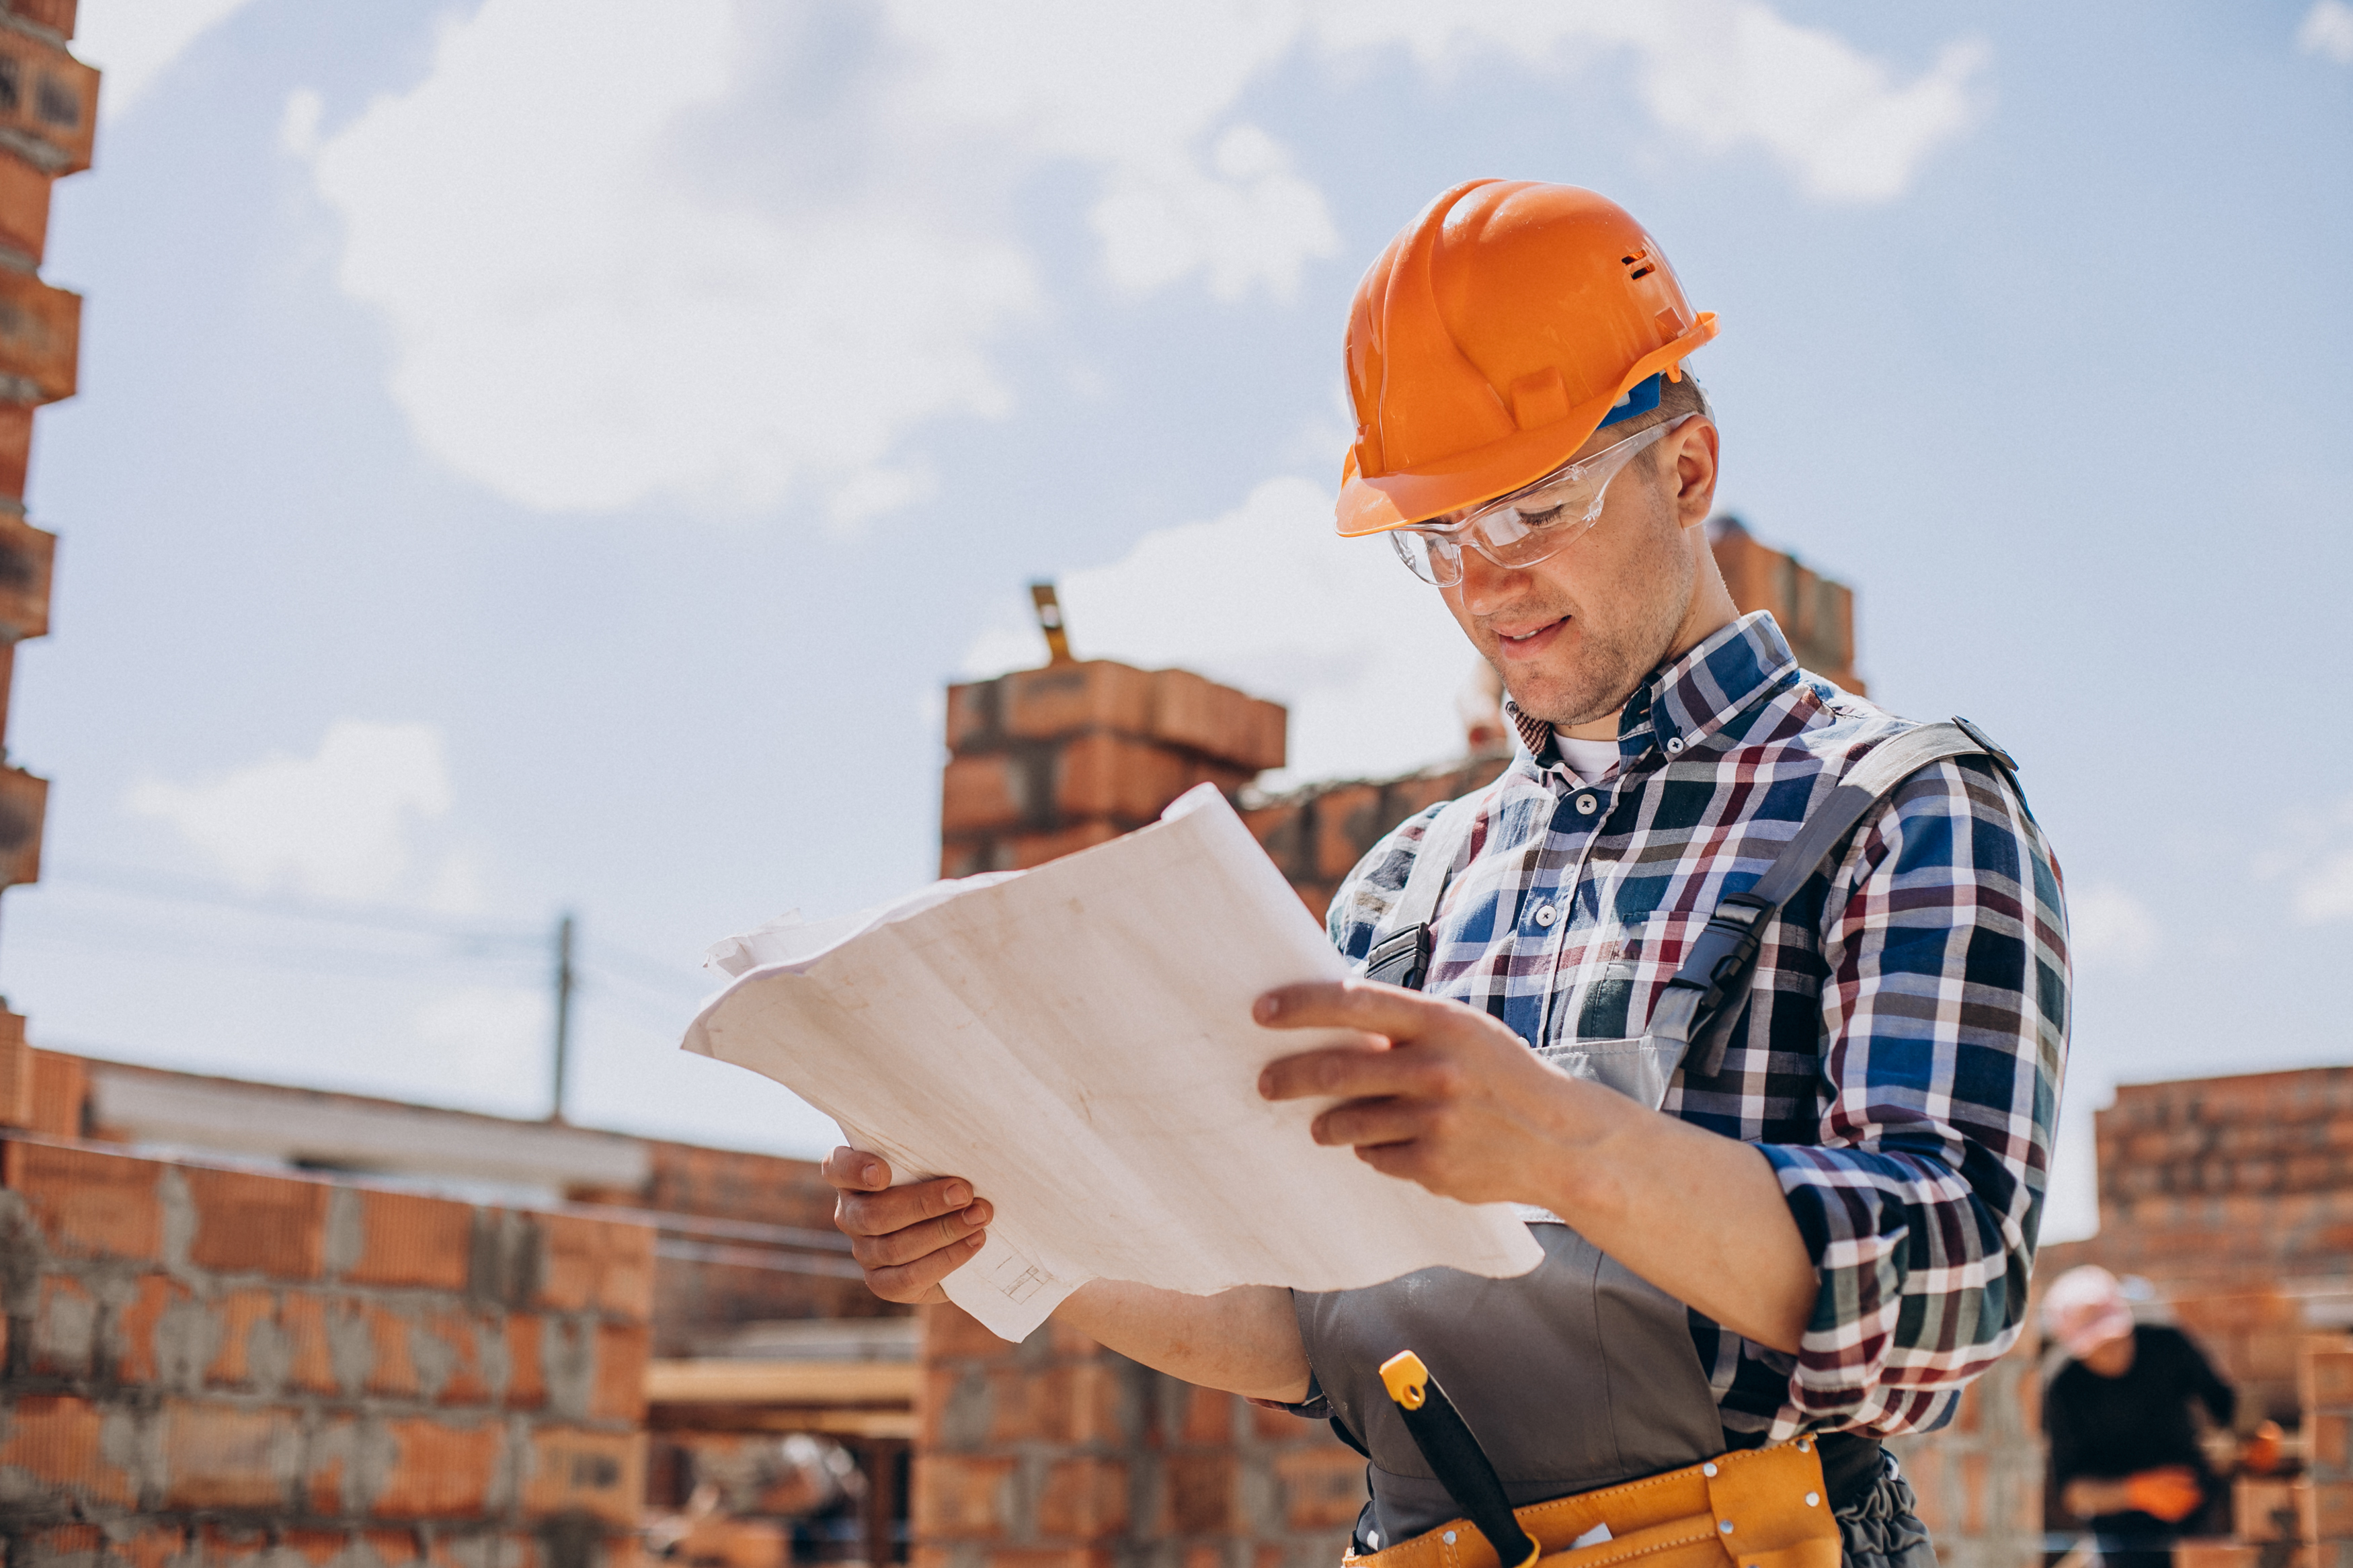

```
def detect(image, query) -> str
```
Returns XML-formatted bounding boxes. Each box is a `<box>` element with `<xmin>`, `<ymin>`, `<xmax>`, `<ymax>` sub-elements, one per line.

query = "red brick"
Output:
<box><xmin>0</xmin><ymin>764</ymin><xmax>42</xmax><ymax>888</ymax></box>
<box><xmin>522</xmin><ymin>1426</ymin><xmax>644</xmax><ymax>1526</ymax></box>
<box><xmin>2238</xmin><ymin>1477</ymin><xmax>2299</xmax><ymax>1540</ymax></box>
<box><xmin>2304</xmin><ymin>1479</ymin><xmax>2353</xmax><ymax>1542</ymax></box>
<box><xmin>5</xmin><ymin>1139</ymin><xmax>161</xmax><ymax>1259</ymax></box>
<box><xmin>914</xmin><ymin>1454</ymin><xmax>1019</xmax><ymax>1536</ymax></box>
<box><xmin>2314</xmin><ymin>1412</ymin><xmax>2352</xmax><ymax>1477</ymax></box>
<box><xmin>1161</xmin><ymin>1452</ymin><xmax>1235</xmax><ymax>1535</ymax></box>
<box><xmin>0</xmin><ymin>1393</ymin><xmax>132</xmax><ymax>1504</ymax></box>
<box><xmin>1273</xmin><ymin>1444</ymin><xmax>1365</xmax><ymax>1530</ymax></box>
<box><xmin>0</xmin><ymin>403</ymin><xmax>35</xmax><ymax>498</ymax></box>
<box><xmin>1309</xmin><ymin>785</ymin><xmax>1382</xmax><ymax>881</ymax></box>
<box><xmin>161</xmin><ymin>1401</ymin><xmax>299</xmax><ymax>1510</ymax></box>
<box><xmin>0</xmin><ymin>149</ymin><xmax>49</xmax><ymax>264</ymax></box>
<box><xmin>593</xmin><ymin>1322</ymin><xmax>649</xmax><ymax>1421</ymax></box>
<box><xmin>997</xmin><ymin>820</ymin><xmax>1122</xmax><ymax>870</ymax></box>
<box><xmin>377</xmin><ymin>1417</ymin><xmax>505</xmax><ymax>1518</ymax></box>
<box><xmin>366</xmin><ymin>1303</ymin><xmax>420</xmax><ymax>1397</ymax></box>
<box><xmin>0</xmin><ymin>1013</ymin><xmax>29</xmax><ymax>1124</ymax></box>
<box><xmin>424</xmin><ymin>1536</ymin><xmax>538</xmax><ymax>1568</ymax></box>
<box><xmin>0</xmin><ymin>266</ymin><xmax>78</xmax><ymax>401</ymax></box>
<box><xmin>183</xmin><ymin>1165</ymin><xmax>331</xmax><ymax>1278</ymax></box>
<box><xmin>675</xmin><ymin>1519</ymin><xmax>787</xmax><ymax>1568</ymax></box>
<box><xmin>1055</xmin><ymin>733</ymin><xmax>1190</xmax><ymax>822</ymax></box>
<box><xmin>1151</xmin><ymin>668</ymin><xmax>1285</xmax><ymax>772</ymax></box>
<box><xmin>1001</xmin><ymin>662</ymin><xmax>1157</xmax><ymax>741</ymax></box>
<box><xmin>30</xmin><ymin>1272</ymin><xmax>95</xmax><ymax>1375</ymax></box>
<box><xmin>279</xmin><ymin>1532</ymin><xmax>358</xmax><ymax>1567</ymax></box>
<box><xmin>111</xmin><ymin>1274</ymin><xmax>190</xmax><ymax>1384</ymax></box>
<box><xmin>1251</xmin><ymin>1399</ymin><xmax>1312</xmax><ymax>1441</ymax></box>
<box><xmin>2307</xmin><ymin>1339</ymin><xmax>2353</xmax><ymax>1410</ymax></box>
<box><xmin>979</xmin><ymin>1554</ymin><xmax>1109</xmax><ymax>1568</ymax></box>
<box><xmin>536</xmin><ymin>1211</ymin><xmax>654</xmax><ymax>1319</ymax></box>
<box><xmin>942</xmin><ymin>753</ymin><xmax>1033</xmax><ymax>835</ymax></box>
<box><xmin>26</xmin><ymin>1048</ymin><xmax>83</xmax><ymax>1137</ymax></box>
<box><xmin>1037</xmin><ymin>1457</ymin><xmax>1127</xmax><ymax>1538</ymax></box>
<box><xmin>504</xmin><ymin>1315</ymin><xmax>547</xmax><ymax>1408</ymax></box>
<box><xmin>2176</xmin><ymin>1545</ymin><xmax>2261</xmax><ymax>1568</ymax></box>
<box><xmin>2</xmin><ymin>2</ymin><xmax>77</xmax><ymax>43</ymax></box>
<box><xmin>361</xmin><ymin>1529</ymin><xmax>424</xmax><ymax>1565</ymax></box>
<box><xmin>419</xmin><ymin>1310</ymin><xmax>491</xmax><ymax>1405</ymax></box>
<box><xmin>349</xmin><ymin>1188</ymin><xmax>474</xmax><ymax>1289</ymax></box>
<box><xmin>279</xmin><ymin>1292</ymin><xmax>339</xmax><ymax>1394</ymax></box>
<box><xmin>204</xmin><ymin>1288</ymin><xmax>280</xmax><ymax>1387</ymax></box>
<box><xmin>1177</xmin><ymin>1384</ymin><xmax>1233</xmax><ymax>1444</ymax></box>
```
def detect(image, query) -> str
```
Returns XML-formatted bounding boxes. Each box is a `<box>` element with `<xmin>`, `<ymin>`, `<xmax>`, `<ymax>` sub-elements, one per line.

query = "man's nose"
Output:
<box><xmin>1451</xmin><ymin>547</ymin><xmax>1531</xmax><ymax>617</ymax></box>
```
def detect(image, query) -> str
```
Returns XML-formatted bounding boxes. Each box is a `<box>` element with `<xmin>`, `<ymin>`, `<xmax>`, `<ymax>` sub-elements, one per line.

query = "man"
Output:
<box><xmin>826</xmin><ymin>181</ymin><xmax>2069</xmax><ymax>1567</ymax></box>
<box><xmin>2044</xmin><ymin>1266</ymin><xmax>2235</xmax><ymax>1568</ymax></box>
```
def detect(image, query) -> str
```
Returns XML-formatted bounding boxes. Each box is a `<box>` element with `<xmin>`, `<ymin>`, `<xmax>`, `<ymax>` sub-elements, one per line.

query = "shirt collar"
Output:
<box><xmin>1503</xmin><ymin>611</ymin><xmax>1800</xmax><ymax>770</ymax></box>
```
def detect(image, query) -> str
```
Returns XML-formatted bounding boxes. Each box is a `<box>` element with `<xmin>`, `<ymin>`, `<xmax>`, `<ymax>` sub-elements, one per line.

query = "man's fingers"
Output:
<box><xmin>1254</xmin><ymin>979</ymin><xmax>1461</xmax><ymax>1038</ymax></box>
<box><xmin>1311</xmin><ymin>1098</ymin><xmax>1431</xmax><ymax>1149</ymax></box>
<box><xmin>1260</xmin><ymin>1042</ymin><xmax>1462</xmax><ymax>1104</ymax></box>
<box><xmin>848</xmin><ymin>1201</ymin><xmax>994</xmax><ymax>1269</ymax></box>
<box><xmin>864</xmin><ymin>1230</ymin><xmax>988</xmax><ymax>1304</ymax></box>
<box><xmin>821</xmin><ymin>1147</ymin><xmax>893</xmax><ymax>1192</ymax></box>
<box><xmin>833</xmin><ymin>1175</ymin><xmax>982</xmax><ymax>1237</ymax></box>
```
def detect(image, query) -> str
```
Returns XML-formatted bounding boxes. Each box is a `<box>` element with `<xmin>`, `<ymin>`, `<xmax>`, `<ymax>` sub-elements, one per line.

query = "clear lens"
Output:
<box><xmin>1390</xmin><ymin>528</ymin><xmax>1462</xmax><ymax>586</ymax></box>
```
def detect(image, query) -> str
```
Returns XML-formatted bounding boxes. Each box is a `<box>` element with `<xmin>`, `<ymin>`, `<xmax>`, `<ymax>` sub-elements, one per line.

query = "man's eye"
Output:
<box><xmin>1515</xmin><ymin>504</ymin><xmax>1570</xmax><ymax>530</ymax></box>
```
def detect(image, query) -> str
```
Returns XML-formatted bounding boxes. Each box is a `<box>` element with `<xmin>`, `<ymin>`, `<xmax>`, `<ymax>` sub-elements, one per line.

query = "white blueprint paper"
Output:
<box><xmin>681</xmin><ymin>785</ymin><xmax>1543</xmax><ymax>1341</ymax></box>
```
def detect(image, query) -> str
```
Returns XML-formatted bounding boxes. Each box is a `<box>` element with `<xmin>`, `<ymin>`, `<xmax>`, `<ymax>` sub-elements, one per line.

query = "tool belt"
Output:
<box><xmin>1341</xmin><ymin>1440</ymin><xmax>1842</xmax><ymax>1568</ymax></box>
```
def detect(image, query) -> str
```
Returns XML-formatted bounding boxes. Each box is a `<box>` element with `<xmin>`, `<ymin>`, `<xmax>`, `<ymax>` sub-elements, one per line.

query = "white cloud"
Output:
<box><xmin>2258</xmin><ymin>797</ymin><xmax>2353</xmax><ymax>924</ymax></box>
<box><xmin>292</xmin><ymin>0</ymin><xmax>1987</xmax><ymax>522</ymax></box>
<box><xmin>124</xmin><ymin>720</ymin><xmax>454</xmax><ymax>902</ymax></box>
<box><xmin>2295</xmin><ymin>852</ymin><xmax>2353</xmax><ymax>923</ymax></box>
<box><xmin>2067</xmin><ymin>884</ymin><xmax>2160</xmax><ymax>970</ymax></box>
<box><xmin>2300</xmin><ymin>1</ymin><xmax>2353</xmax><ymax>65</ymax></box>
<box><xmin>73</xmin><ymin>0</ymin><xmax>266</xmax><ymax>122</ymax></box>
<box><xmin>961</xmin><ymin>476</ymin><xmax>1480</xmax><ymax>786</ymax></box>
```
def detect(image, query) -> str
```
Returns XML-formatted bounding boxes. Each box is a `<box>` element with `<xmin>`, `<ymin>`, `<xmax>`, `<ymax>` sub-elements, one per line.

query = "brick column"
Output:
<box><xmin>941</xmin><ymin>661</ymin><xmax>1285</xmax><ymax>877</ymax></box>
<box><xmin>0</xmin><ymin>0</ymin><xmax>95</xmax><ymax>1128</ymax></box>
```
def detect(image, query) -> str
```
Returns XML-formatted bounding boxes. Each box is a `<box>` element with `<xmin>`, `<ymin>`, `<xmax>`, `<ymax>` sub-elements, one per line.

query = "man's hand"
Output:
<box><xmin>823</xmin><ymin>1147</ymin><xmax>992</xmax><ymax>1304</ymax></box>
<box><xmin>1254</xmin><ymin>978</ymin><xmax>1819</xmax><ymax>1356</ymax></box>
<box><xmin>1253</xmin><ymin>979</ymin><xmax>1623</xmax><ymax>1204</ymax></box>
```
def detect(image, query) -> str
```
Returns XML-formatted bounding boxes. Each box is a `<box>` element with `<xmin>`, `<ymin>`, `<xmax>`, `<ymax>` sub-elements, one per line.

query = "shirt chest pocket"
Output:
<box><xmin>1564</xmin><ymin>909</ymin><xmax>1708</xmax><ymax>1041</ymax></box>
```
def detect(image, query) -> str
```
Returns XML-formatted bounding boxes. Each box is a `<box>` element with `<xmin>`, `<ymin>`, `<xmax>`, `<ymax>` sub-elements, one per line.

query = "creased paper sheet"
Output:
<box><xmin>682</xmin><ymin>785</ymin><xmax>1542</xmax><ymax>1341</ymax></box>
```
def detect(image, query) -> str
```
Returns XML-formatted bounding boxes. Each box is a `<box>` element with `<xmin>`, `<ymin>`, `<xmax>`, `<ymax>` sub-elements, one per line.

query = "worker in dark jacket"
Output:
<box><xmin>2043</xmin><ymin>1266</ymin><xmax>2236</xmax><ymax>1568</ymax></box>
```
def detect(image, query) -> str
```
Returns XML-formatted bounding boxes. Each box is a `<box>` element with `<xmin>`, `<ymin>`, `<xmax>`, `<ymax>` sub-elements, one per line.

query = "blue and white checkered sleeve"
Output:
<box><xmin>1759</xmin><ymin>756</ymin><xmax>2070</xmax><ymax>1438</ymax></box>
<box><xmin>1324</xmin><ymin>802</ymin><xmax>1447</xmax><ymax>964</ymax></box>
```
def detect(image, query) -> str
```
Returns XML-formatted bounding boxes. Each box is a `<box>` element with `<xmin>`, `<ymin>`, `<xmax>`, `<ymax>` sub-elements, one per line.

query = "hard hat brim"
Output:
<box><xmin>1334</xmin><ymin>315</ymin><xmax>1719</xmax><ymax>538</ymax></box>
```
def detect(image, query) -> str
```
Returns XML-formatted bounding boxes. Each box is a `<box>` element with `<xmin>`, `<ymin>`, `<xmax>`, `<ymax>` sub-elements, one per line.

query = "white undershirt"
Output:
<box><xmin>1554</xmin><ymin>734</ymin><xmax>1622</xmax><ymax>784</ymax></box>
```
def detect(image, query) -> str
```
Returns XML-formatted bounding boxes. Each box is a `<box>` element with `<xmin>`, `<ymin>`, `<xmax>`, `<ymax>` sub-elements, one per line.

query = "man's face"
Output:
<box><xmin>1437</xmin><ymin>418</ymin><xmax>1716</xmax><ymax>731</ymax></box>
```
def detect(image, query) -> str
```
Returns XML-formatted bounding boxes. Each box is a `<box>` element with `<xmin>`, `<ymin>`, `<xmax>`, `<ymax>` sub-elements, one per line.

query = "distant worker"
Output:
<box><xmin>2044</xmin><ymin>1266</ymin><xmax>2237</xmax><ymax>1568</ymax></box>
<box><xmin>827</xmin><ymin>181</ymin><xmax>2070</xmax><ymax>1568</ymax></box>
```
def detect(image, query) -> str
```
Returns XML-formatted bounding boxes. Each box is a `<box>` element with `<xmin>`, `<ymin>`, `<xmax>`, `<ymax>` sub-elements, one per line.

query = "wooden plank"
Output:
<box><xmin>644</xmin><ymin>1358</ymin><xmax>918</xmax><ymax>1407</ymax></box>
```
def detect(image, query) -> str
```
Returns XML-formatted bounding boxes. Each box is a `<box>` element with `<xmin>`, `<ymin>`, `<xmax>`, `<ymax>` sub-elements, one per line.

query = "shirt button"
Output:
<box><xmin>1665</xmin><ymin>736</ymin><xmax>1685</xmax><ymax>754</ymax></box>
<box><xmin>1533</xmin><ymin>903</ymin><xmax>1556</xmax><ymax>927</ymax></box>
<box><xmin>1574</xmin><ymin>792</ymin><xmax>1599</xmax><ymax>815</ymax></box>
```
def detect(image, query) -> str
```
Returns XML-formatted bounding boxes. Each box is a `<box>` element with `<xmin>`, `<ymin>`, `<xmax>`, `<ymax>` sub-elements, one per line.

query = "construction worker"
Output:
<box><xmin>826</xmin><ymin>181</ymin><xmax>2069</xmax><ymax>1568</ymax></box>
<box><xmin>2043</xmin><ymin>1266</ymin><xmax>2236</xmax><ymax>1568</ymax></box>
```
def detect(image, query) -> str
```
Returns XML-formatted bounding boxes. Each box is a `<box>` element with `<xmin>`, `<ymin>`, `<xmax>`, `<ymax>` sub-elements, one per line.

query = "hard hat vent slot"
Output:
<box><xmin>1622</xmin><ymin>248</ymin><xmax>1654</xmax><ymax>281</ymax></box>
<box><xmin>1628</xmin><ymin>264</ymin><xmax>1655</xmax><ymax>281</ymax></box>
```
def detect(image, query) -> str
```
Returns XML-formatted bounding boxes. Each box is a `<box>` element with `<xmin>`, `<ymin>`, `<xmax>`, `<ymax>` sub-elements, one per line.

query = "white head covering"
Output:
<box><xmin>2042</xmin><ymin>1264</ymin><xmax>2136</xmax><ymax>1359</ymax></box>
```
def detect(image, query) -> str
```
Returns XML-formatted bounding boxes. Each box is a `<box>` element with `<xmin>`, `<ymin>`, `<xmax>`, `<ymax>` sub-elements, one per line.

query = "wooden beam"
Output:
<box><xmin>647</xmin><ymin>1403</ymin><xmax>917</xmax><ymax>1440</ymax></box>
<box><xmin>644</xmin><ymin>1358</ymin><xmax>918</xmax><ymax>1407</ymax></box>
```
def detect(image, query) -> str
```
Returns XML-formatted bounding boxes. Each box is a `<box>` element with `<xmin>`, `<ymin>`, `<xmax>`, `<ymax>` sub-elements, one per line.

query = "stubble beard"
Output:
<box><xmin>1499</xmin><ymin>489</ymin><xmax>1698</xmax><ymax>730</ymax></box>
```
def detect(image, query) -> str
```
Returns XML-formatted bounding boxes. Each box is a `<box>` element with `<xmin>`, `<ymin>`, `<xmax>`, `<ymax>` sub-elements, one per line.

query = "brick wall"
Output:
<box><xmin>914</xmin><ymin>1306</ymin><xmax>1358</xmax><ymax>1568</ymax></box>
<box><xmin>0</xmin><ymin>0</ymin><xmax>92</xmax><ymax>1111</ymax></box>
<box><xmin>0</xmin><ymin>1135</ymin><xmax>652</xmax><ymax>1568</ymax></box>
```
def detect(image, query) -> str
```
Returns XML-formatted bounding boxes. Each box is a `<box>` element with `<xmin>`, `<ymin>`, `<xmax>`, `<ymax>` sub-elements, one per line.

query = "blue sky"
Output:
<box><xmin>6</xmin><ymin>0</ymin><xmax>2350</xmax><ymax>1241</ymax></box>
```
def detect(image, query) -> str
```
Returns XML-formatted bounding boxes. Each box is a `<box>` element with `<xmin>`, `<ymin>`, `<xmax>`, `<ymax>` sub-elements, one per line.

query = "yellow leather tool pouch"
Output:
<box><xmin>1341</xmin><ymin>1440</ymin><xmax>1841</xmax><ymax>1568</ymax></box>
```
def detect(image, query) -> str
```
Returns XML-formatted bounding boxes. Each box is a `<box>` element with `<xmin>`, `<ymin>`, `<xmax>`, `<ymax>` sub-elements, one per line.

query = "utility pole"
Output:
<box><xmin>550</xmin><ymin>911</ymin><xmax>575</xmax><ymax>1123</ymax></box>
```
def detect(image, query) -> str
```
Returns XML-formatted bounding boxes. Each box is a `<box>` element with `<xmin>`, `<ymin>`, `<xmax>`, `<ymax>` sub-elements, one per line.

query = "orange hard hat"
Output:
<box><xmin>1336</xmin><ymin>179</ymin><xmax>1718</xmax><ymax>538</ymax></box>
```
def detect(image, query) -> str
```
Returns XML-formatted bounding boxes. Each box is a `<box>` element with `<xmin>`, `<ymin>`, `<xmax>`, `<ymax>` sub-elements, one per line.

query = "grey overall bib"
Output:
<box><xmin>1299</xmin><ymin>723</ymin><xmax>2004</xmax><ymax>1566</ymax></box>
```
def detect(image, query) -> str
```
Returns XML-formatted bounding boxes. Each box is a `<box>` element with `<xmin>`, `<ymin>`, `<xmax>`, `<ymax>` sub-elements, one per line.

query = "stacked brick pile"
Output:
<box><xmin>1243</xmin><ymin>753</ymin><xmax>1511</xmax><ymax>919</ymax></box>
<box><xmin>0</xmin><ymin>0</ymin><xmax>93</xmax><ymax>1122</ymax></box>
<box><xmin>1706</xmin><ymin>518</ymin><xmax>1865</xmax><ymax>693</ymax></box>
<box><xmin>940</xmin><ymin>663</ymin><xmax>1285</xmax><ymax>878</ymax></box>
<box><xmin>913</xmin><ymin>1305</ymin><xmax>1361</xmax><ymax>1568</ymax></box>
<box><xmin>1884</xmin><ymin>1339</ymin><xmax>2046</xmax><ymax>1568</ymax></box>
<box><xmin>2296</xmin><ymin>1340</ymin><xmax>2353</xmax><ymax>1568</ymax></box>
<box><xmin>0</xmin><ymin>1134</ymin><xmax>652</xmax><ymax>1568</ymax></box>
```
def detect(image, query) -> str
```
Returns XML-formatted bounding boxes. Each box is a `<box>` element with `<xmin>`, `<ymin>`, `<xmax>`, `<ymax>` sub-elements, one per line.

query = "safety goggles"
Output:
<box><xmin>1388</xmin><ymin>415</ymin><xmax>1691</xmax><ymax>587</ymax></box>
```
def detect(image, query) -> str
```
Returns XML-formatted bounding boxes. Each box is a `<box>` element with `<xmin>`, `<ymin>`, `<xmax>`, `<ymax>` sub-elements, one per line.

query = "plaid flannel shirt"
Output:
<box><xmin>1327</xmin><ymin>611</ymin><xmax>2069</xmax><ymax>1441</ymax></box>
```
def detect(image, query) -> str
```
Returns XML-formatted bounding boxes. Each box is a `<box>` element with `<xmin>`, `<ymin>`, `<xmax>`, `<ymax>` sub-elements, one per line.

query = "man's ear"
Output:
<box><xmin>1673</xmin><ymin>419</ymin><xmax>1720</xmax><ymax>528</ymax></box>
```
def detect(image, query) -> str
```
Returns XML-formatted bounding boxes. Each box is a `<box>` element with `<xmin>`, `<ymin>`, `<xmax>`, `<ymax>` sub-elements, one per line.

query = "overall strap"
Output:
<box><xmin>1360</xmin><ymin>790</ymin><xmax>1487</xmax><ymax>991</ymax></box>
<box><xmin>1648</xmin><ymin>717</ymin><xmax>2018</xmax><ymax>1078</ymax></box>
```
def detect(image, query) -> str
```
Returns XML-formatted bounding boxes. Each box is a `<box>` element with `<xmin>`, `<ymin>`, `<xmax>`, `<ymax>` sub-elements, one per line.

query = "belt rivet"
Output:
<box><xmin>1442</xmin><ymin>1532</ymin><xmax>1456</xmax><ymax>1546</ymax></box>
<box><xmin>1719</xmin><ymin>1522</ymin><xmax>1734</xmax><ymax>1534</ymax></box>
<box><xmin>1702</xmin><ymin>1463</ymin><xmax>1718</xmax><ymax>1477</ymax></box>
<box><xmin>1805</xmin><ymin>1493</ymin><xmax>1821</xmax><ymax>1508</ymax></box>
